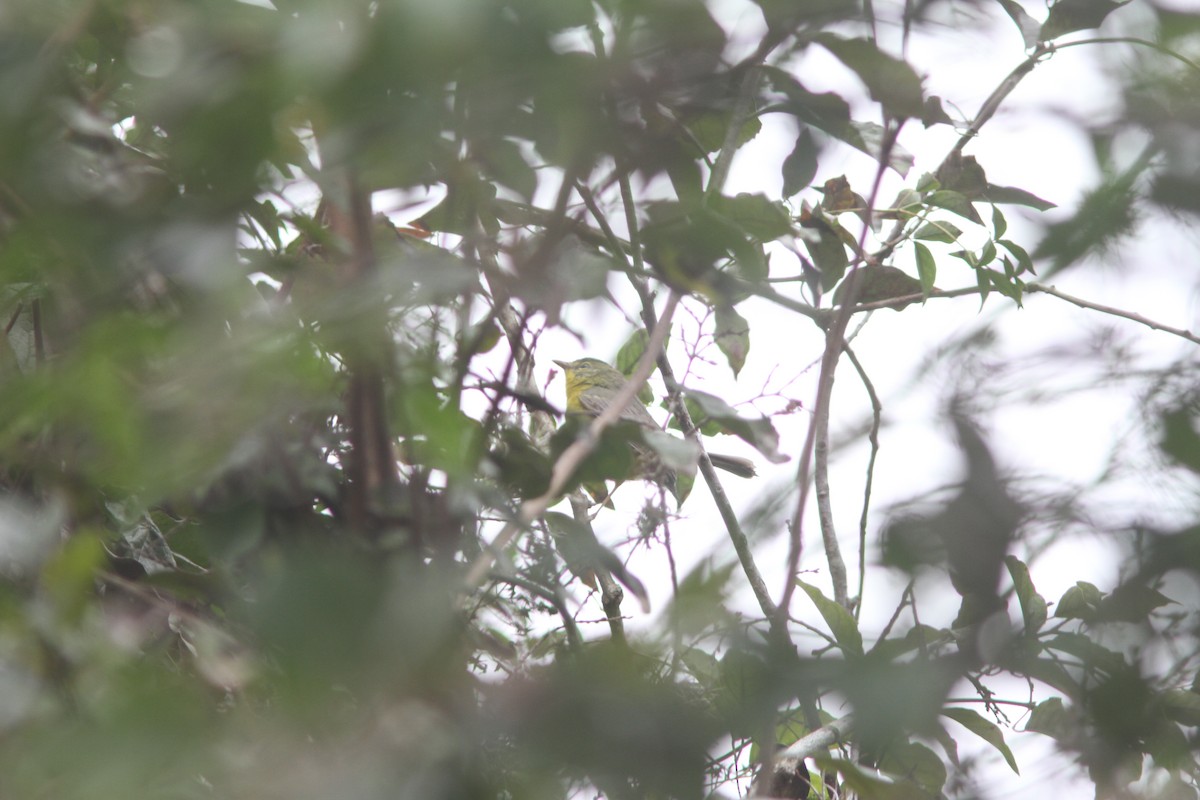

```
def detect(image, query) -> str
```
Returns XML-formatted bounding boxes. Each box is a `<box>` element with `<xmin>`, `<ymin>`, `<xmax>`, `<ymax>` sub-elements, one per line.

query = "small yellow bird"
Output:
<box><xmin>553</xmin><ymin>357</ymin><xmax>755</xmax><ymax>504</ymax></box>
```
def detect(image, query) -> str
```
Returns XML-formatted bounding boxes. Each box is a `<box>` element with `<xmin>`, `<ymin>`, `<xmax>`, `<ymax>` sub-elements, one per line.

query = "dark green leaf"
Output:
<box><xmin>1040</xmin><ymin>0</ymin><xmax>1131</xmax><ymax>42</ymax></box>
<box><xmin>914</xmin><ymin>220</ymin><xmax>962</xmax><ymax>243</ymax></box>
<box><xmin>942</xmin><ymin>707</ymin><xmax>1019</xmax><ymax>774</ymax></box>
<box><xmin>479</xmin><ymin>137</ymin><xmax>537</xmax><ymax>200</ymax></box>
<box><xmin>1162</xmin><ymin>405</ymin><xmax>1200</xmax><ymax>472</ymax></box>
<box><xmin>1055</xmin><ymin>581</ymin><xmax>1102</xmax><ymax>620</ymax></box>
<box><xmin>782</xmin><ymin>127</ymin><xmax>819</xmax><ymax>198</ymax></box>
<box><xmin>979</xmin><ymin>239</ymin><xmax>997</xmax><ymax>266</ymax></box>
<box><xmin>1162</xmin><ymin>688</ymin><xmax>1200</xmax><ymax>727</ymax></box>
<box><xmin>882</xmin><ymin>187</ymin><xmax>923</xmax><ymax>221</ymax></box>
<box><xmin>798</xmin><ymin>580</ymin><xmax>863</xmax><ymax>657</ymax></box>
<box><xmin>764</xmin><ymin>68</ymin><xmax>912</xmax><ymax>174</ymax></box>
<box><xmin>688</xmin><ymin>111</ymin><xmax>761</xmax><ymax>154</ymax></box>
<box><xmin>878</xmin><ymin>740</ymin><xmax>947</xmax><ymax>795</ymax></box>
<box><xmin>1026</xmin><ymin>698</ymin><xmax>1076</xmax><ymax>740</ymax></box>
<box><xmin>1095</xmin><ymin>583</ymin><xmax>1173</xmax><ymax>623</ymax></box>
<box><xmin>712</xmin><ymin>193</ymin><xmax>793</xmax><ymax>242</ymax></box>
<box><xmin>549</xmin><ymin>416</ymin><xmax>638</xmax><ymax>486</ymax></box>
<box><xmin>921</xmin><ymin>95</ymin><xmax>954</xmax><ymax>127</ymax></box>
<box><xmin>991</xmin><ymin>205</ymin><xmax>1008</xmax><ymax>239</ymax></box>
<box><xmin>982</xmin><ymin>183</ymin><xmax>1057</xmax><ymax>211</ymax></box>
<box><xmin>914</xmin><ymin>242</ymin><xmax>937</xmax><ymax>294</ymax></box>
<box><xmin>1044</xmin><ymin>632</ymin><xmax>1127</xmax><ymax>675</ymax></box>
<box><xmin>799</xmin><ymin>207</ymin><xmax>851</xmax><ymax>290</ymax></box>
<box><xmin>1005</xmin><ymin>556</ymin><xmax>1048</xmax><ymax>634</ymax></box>
<box><xmin>814</xmin><ymin>35</ymin><xmax>925</xmax><ymax>119</ymax></box>
<box><xmin>927</xmin><ymin>189</ymin><xmax>983</xmax><ymax>225</ymax></box>
<box><xmin>999</xmin><ymin>239</ymin><xmax>1035</xmax><ymax>274</ymax></box>
<box><xmin>996</xmin><ymin>0</ymin><xmax>1041</xmax><ymax>48</ymax></box>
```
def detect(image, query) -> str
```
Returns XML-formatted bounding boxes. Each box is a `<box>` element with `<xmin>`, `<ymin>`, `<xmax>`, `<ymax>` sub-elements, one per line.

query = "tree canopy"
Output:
<box><xmin>1</xmin><ymin>1</ymin><xmax>1199</xmax><ymax>798</ymax></box>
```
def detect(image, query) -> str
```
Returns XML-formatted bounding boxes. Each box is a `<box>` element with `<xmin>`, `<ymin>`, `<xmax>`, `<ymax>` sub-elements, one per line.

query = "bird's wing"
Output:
<box><xmin>576</xmin><ymin>391</ymin><xmax>658</xmax><ymax>428</ymax></box>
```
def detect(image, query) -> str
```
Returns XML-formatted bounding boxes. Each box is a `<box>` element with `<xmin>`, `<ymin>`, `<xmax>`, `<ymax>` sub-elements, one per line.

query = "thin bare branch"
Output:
<box><xmin>843</xmin><ymin>343</ymin><xmax>881</xmax><ymax>620</ymax></box>
<box><xmin>1028</xmin><ymin>282</ymin><xmax>1200</xmax><ymax>347</ymax></box>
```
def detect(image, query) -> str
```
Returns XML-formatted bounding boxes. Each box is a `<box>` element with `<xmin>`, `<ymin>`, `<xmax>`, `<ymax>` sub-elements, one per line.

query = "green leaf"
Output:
<box><xmin>1026</xmin><ymin>698</ymin><xmax>1076</xmax><ymax>741</ymax></box>
<box><xmin>914</xmin><ymin>220</ymin><xmax>962</xmax><ymax>243</ymax></box>
<box><xmin>419</xmin><ymin>173</ymin><xmax>499</xmax><ymax>235</ymax></box>
<box><xmin>681</xmin><ymin>389</ymin><xmax>789</xmax><ymax>464</ymax></box>
<box><xmin>991</xmin><ymin>205</ymin><xmax>1008</xmax><ymax>239</ymax></box>
<box><xmin>1161</xmin><ymin>405</ymin><xmax>1200</xmax><ymax>472</ymax></box>
<box><xmin>983</xmin><ymin>183</ymin><xmax>1057</xmax><ymax>211</ymax></box>
<box><xmin>799</xmin><ymin>207</ymin><xmax>851</xmax><ymax>290</ymax></box>
<box><xmin>549</xmin><ymin>416</ymin><xmax>638</xmax><ymax>486</ymax></box>
<box><xmin>1005</xmin><ymin>556</ymin><xmax>1048</xmax><ymax>634</ymax></box>
<box><xmin>680</xmin><ymin>647</ymin><xmax>721</xmax><ymax>687</ymax></box>
<box><xmin>814</xmin><ymin>35</ymin><xmax>925</xmax><ymax>120</ymax></box>
<box><xmin>714</xmin><ymin>305</ymin><xmax>750</xmax><ymax>376</ymax></box>
<box><xmin>996</xmin><ymin>0</ymin><xmax>1041</xmax><ymax>48</ymax></box>
<box><xmin>921</xmin><ymin>95</ymin><xmax>954</xmax><ymax>127</ymax></box>
<box><xmin>782</xmin><ymin>127</ymin><xmax>819</xmax><ymax>198</ymax></box>
<box><xmin>979</xmin><ymin>239</ymin><xmax>997</xmax><ymax>266</ymax></box>
<box><xmin>1055</xmin><ymin>581</ymin><xmax>1102</xmax><ymax>620</ymax></box>
<box><xmin>615</xmin><ymin>329</ymin><xmax>657</xmax><ymax>405</ymax></box>
<box><xmin>640</xmin><ymin>428</ymin><xmax>700</xmax><ymax>472</ymax></box>
<box><xmin>545</xmin><ymin>511</ymin><xmax>648</xmax><ymax>605</ymax></box>
<box><xmin>998</xmin><ymin>239</ymin><xmax>1035</xmax><ymax>274</ymax></box>
<box><xmin>1162</xmin><ymin>688</ymin><xmax>1200</xmax><ymax>727</ymax></box>
<box><xmin>688</xmin><ymin>111</ymin><xmax>761</xmax><ymax>154</ymax></box>
<box><xmin>882</xmin><ymin>187</ymin><xmax>923</xmax><ymax>220</ymax></box>
<box><xmin>42</xmin><ymin>532</ymin><xmax>107</xmax><ymax>622</ymax></box>
<box><xmin>1095</xmin><ymin>583</ymin><xmax>1173</xmax><ymax>623</ymax></box>
<box><xmin>798</xmin><ymin>580</ymin><xmax>863</xmax><ymax>657</ymax></box>
<box><xmin>763</xmin><ymin>68</ymin><xmax>912</xmax><ymax>175</ymax></box>
<box><xmin>712</xmin><ymin>193</ymin><xmax>793</xmax><ymax>243</ymax></box>
<box><xmin>1044</xmin><ymin>632</ymin><xmax>1126</xmax><ymax>675</ymax></box>
<box><xmin>832</xmin><ymin>265</ymin><xmax>923</xmax><ymax>308</ymax></box>
<box><xmin>878</xmin><ymin>740</ymin><xmax>947</xmax><ymax>796</ymax></box>
<box><xmin>490</xmin><ymin>427</ymin><xmax>554</xmax><ymax>499</ymax></box>
<box><xmin>1040</xmin><ymin>0</ymin><xmax>1131</xmax><ymax>42</ymax></box>
<box><xmin>914</xmin><ymin>242</ymin><xmax>936</xmax><ymax>294</ymax></box>
<box><xmin>926</xmin><ymin>190</ymin><xmax>983</xmax><ymax>225</ymax></box>
<box><xmin>479</xmin><ymin>137</ymin><xmax>536</xmax><ymax>200</ymax></box>
<box><xmin>942</xmin><ymin>708</ymin><xmax>1019</xmax><ymax>773</ymax></box>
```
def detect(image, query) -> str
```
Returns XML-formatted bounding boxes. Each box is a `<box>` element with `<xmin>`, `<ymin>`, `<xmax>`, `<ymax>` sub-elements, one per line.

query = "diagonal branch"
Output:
<box><xmin>1027</xmin><ymin>283</ymin><xmax>1200</xmax><ymax>347</ymax></box>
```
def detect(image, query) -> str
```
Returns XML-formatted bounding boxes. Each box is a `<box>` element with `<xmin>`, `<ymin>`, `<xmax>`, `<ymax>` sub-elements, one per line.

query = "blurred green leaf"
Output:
<box><xmin>814</xmin><ymin>35</ymin><xmax>925</xmax><ymax>120</ymax></box>
<box><xmin>1006</xmin><ymin>556</ymin><xmax>1048</xmax><ymax>634</ymax></box>
<box><xmin>983</xmin><ymin>184</ymin><xmax>1057</xmax><ymax>211</ymax></box>
<box><xmin>942</xmin><ymin>707</ymin><xmax>1019</xmax><ymax>774</ymax></box>
<box><xmin>714</xmin><ymin>305</ymin><xmax>750</xmax><ymax>376</ymax></box>
<box><xmin>782</xmin><ymin>127</ymin><xmax>819</xmax><ymax>198</ymax></box>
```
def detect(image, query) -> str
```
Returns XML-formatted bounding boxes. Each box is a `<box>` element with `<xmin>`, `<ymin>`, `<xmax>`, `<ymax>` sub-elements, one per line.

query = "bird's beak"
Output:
<box><xmin>552</xmin><ymin>360</ymin><xmax>569</xmax><ymax>370</ymax></box>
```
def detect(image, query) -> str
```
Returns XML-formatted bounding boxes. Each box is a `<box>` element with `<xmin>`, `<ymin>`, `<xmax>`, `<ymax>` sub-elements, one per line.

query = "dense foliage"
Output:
<box><xmin>0</xmin><ymin>0</ymin><xmax>1198</xmax><ymax>798</ymax></box>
